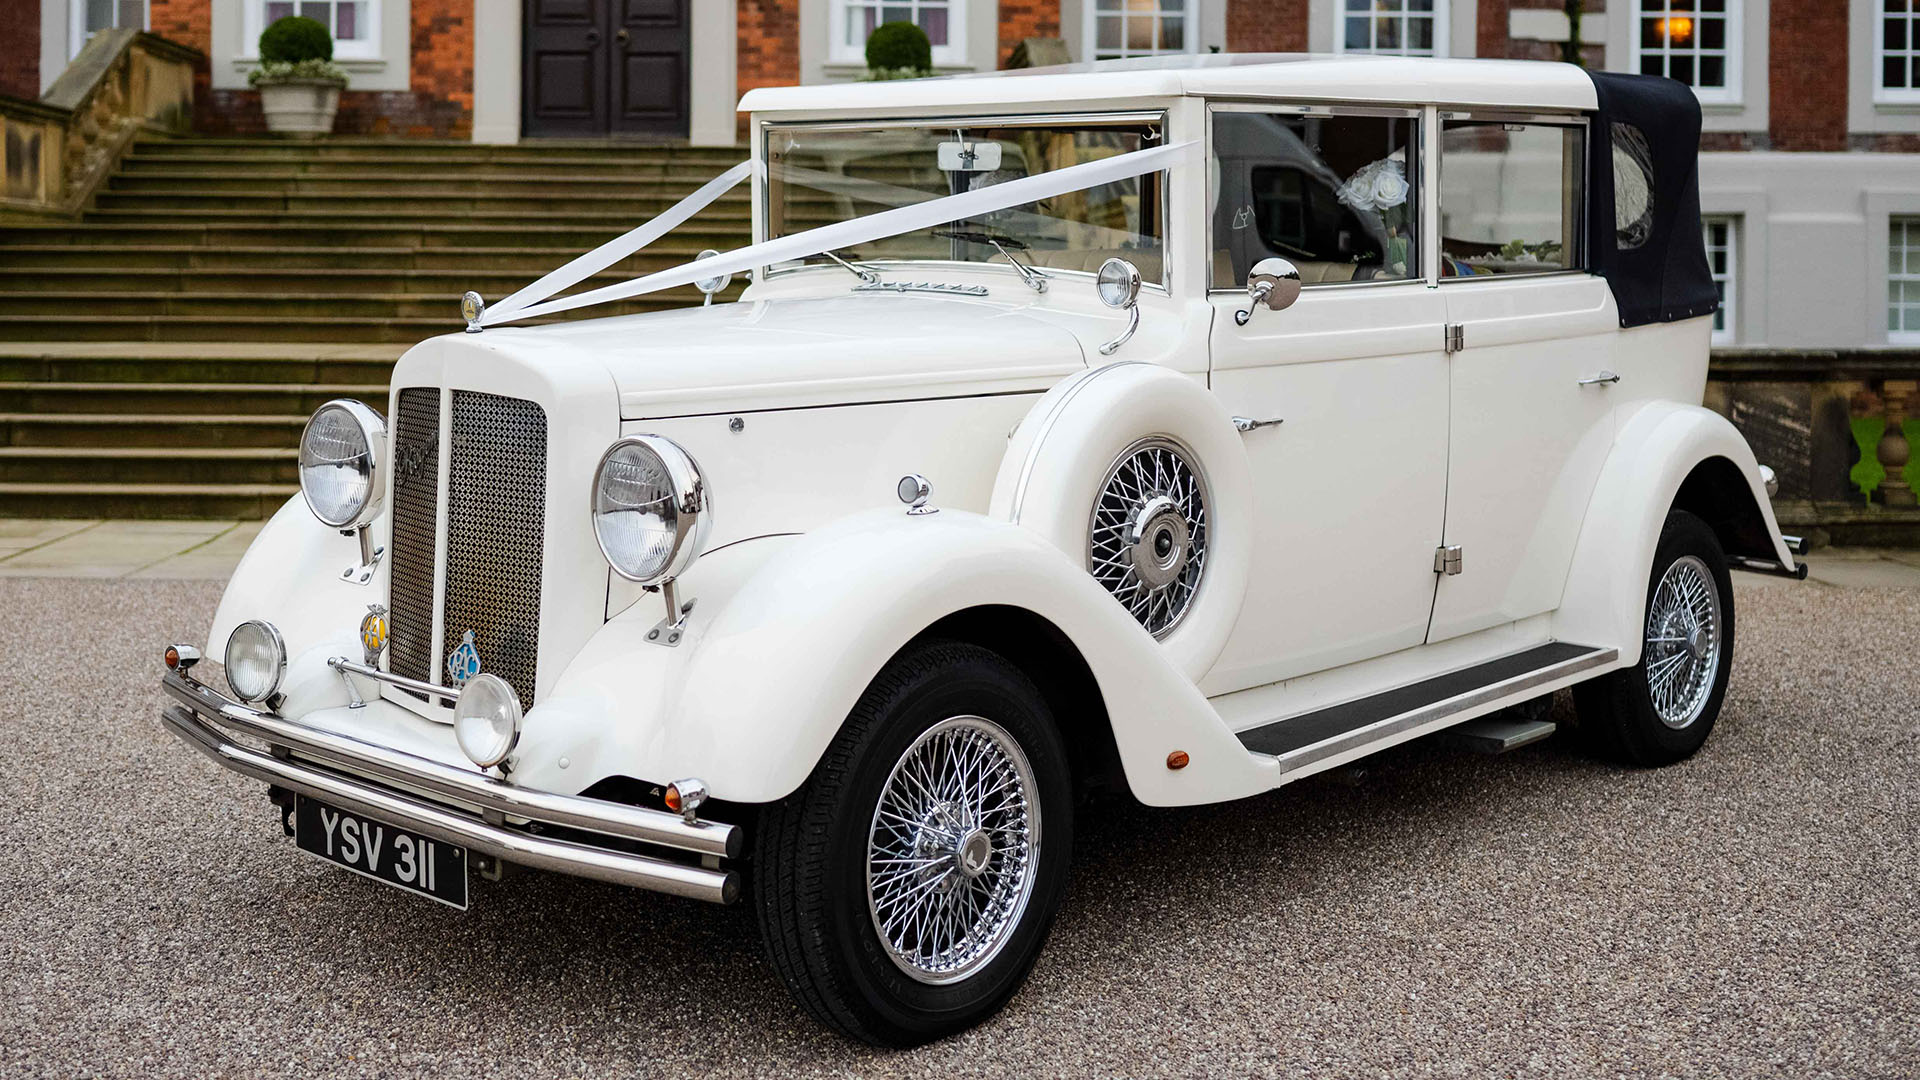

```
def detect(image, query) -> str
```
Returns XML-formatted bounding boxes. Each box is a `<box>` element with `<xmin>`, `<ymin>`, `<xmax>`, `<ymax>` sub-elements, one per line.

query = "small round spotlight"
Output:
<box><xmin>454</xmin><ymin>673</ymin><xmax>522</xmax><ymax>769</ymax></box>
<box><xmin>224</xmin><ymin>621</ymin><xmax>286</xmax><ymax>704</ymax></box>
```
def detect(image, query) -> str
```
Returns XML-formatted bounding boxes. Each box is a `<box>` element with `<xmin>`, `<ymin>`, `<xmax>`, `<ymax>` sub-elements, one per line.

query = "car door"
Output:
<box><xmin>1428</xmin><ymin>114</ymin><xmax>1619</xmax><ymax>643</ymax></box>
<box><xmin>1202</xmin><ymin>104</ymin><xmax>1450</xmax><ymax>696</ymax></box>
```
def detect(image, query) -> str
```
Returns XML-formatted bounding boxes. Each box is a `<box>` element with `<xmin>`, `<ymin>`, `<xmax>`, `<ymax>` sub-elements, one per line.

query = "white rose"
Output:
<box><xmin>1337</xmin><ymin>173</ymin><xmax>1377</xmax><ymax>212</ymax></box>
<box><xmin>1369</xmin><ymin>166</ymin><xmax>1409</xmax><ymax>209</ymax></box>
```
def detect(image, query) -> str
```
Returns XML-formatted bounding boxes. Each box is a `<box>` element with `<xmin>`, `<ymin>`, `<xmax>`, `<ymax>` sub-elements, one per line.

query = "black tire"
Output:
<box><xmin>753</xmin><ymin>640</ymin><xmax>1074</xmax><ymax>1047</ymax></box>
<box><xmin>1574</xmin><ymin>510</ymin><xmax>1736</xmax><ymax>766</ymax></box>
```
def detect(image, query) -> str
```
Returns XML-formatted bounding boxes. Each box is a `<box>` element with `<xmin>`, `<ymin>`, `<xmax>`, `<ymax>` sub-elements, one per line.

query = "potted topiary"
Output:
<box><xmin>248</xmin><ymin>15</ymin><xmax>348</xmax><ymax>136</ymax></box>
<box><xmin>862</xmin><ymin>21</ymin><xmax>934</xmax><ymax>80</ymax></box>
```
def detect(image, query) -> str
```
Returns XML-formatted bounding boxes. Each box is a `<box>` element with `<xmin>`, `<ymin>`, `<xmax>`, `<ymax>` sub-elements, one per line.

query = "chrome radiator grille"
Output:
<box><xmin>442</xmin><ymin>391</ymin><xmax>548</xmax><ymax>709</ymax></box>
<box><xmin>386</xmin><ymin>387</ymin><xmax>441</xmax><ymax>695</ymax></box>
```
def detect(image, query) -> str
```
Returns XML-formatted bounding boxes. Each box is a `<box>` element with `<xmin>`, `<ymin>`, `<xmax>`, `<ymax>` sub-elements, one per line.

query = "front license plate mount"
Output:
<box><xmin>292</xmin><ymin>794</ymin><xmax>470</xmax><ymax>910</ymax></box>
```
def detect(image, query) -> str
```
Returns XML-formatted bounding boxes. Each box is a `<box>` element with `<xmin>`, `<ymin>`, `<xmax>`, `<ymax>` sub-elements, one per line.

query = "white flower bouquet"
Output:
<box><xmin>1335</xmin><ymin>156</ymin><xmax>1412</xmax><ymax>276</ymax></box>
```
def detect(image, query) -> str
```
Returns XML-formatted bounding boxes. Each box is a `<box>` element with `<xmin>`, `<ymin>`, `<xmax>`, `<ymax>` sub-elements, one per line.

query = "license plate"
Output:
<box><xmin>293</xmin><ymin>794</ymin><xmax>469</xmax><ymax>910</ymax></box>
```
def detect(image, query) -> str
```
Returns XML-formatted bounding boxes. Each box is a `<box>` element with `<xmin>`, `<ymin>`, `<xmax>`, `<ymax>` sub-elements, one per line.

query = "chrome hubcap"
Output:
<box><xmin>1645</xmin><ymin>555</ymin><xmax>1723</xmax><ymax>729</ymax></box>
<box><xmin>866</xmin><ymin>716</ymin><xmax>1040</xmax><ymax>984</ymax></box>
<box><xmin>1089</xmin><ymin>437</ymin><xmax>1209</xmax><ymax>638</ymax></box>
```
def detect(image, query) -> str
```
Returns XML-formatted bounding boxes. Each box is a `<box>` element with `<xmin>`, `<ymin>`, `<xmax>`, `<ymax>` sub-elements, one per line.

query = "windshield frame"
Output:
<box><xmin>755</xmin><ymin>109</ymin><xmax>1175</xmax><ymax>292</ymax></box>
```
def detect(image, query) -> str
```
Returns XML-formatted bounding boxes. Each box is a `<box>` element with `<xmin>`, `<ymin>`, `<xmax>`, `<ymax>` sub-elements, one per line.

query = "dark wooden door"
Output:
<box><xmin>523</xmin><ymin>0</ymin><xmax>688</xmax><ymax>138</ymax></box>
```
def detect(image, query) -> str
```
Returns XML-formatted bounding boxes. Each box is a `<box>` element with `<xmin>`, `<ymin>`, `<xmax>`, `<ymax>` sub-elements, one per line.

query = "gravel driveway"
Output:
<box><xmin>3</xmin><ymin>575</ymin><xmax>1915</xmax><ymax>1078</ymax></box>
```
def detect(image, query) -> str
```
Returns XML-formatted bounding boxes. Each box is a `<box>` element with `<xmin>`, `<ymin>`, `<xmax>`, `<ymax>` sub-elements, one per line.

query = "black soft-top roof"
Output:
<box><xmin>1586</xmin><ymin>70</ymin><xmax>1718</xmax><ymax>329</ymax></box>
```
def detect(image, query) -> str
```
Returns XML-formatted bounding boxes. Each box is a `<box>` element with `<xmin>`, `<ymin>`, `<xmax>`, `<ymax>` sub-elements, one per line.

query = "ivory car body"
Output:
<box><xmin>161</xmin><ymin>55</ymin><xmax>1802</xmax><ymax>1045</ymax></box>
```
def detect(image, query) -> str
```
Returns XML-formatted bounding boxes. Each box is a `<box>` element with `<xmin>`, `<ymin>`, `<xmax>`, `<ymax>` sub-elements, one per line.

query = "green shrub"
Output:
<box><xmin>259</xmin><ymin>15</ymin><xmax>333</xmax><ymax>63</ymax></box>
<box><xmin>864</xmin><ymin>21</ymin><xmax>932</xmax><ymax>74</ymax></box>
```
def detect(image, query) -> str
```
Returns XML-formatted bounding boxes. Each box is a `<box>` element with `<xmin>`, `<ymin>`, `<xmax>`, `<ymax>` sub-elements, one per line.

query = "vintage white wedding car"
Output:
<box><xmin>161</xmin><ymin>55</ymin><xmax>1803</xmax><ymax>1044</ymax></box>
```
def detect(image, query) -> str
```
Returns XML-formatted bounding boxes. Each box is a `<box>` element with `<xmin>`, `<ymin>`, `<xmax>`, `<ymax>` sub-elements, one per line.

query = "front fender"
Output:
<box><xmin>1553</xmin><ymin>401</ymin><xmax>1795</xmax><ymax>665</ymax></box>
<box><xmin>529</xmin><ymin>509</ymin><xmax>1275</xmax><ymax>807</ymax></box>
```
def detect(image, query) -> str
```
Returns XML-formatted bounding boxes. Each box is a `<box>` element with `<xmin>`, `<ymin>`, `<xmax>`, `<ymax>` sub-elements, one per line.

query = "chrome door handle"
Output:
<box><xmin>616</xmin><ymin>27</ymin><xmax>629</xmax><ymax>44</ymax></box>
<box><xmin>1577</xmin><ymin>371</ymin><xmax>1621</xmax><ymax>386</ymax></box>
<box><xmin>1232</xmin><ymin>416</ymin><xmax>1283</xmax><ymax>433</ymax></box>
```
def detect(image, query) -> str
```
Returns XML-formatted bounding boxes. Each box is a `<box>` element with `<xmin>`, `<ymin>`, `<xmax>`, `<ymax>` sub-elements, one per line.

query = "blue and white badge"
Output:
<box><xmin>446</xmin><ymin>630</ymin><xmax>482</xmax><ymax>689</ymax></box>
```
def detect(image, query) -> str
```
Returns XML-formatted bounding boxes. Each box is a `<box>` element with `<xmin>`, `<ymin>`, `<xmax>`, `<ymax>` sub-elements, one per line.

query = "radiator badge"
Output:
<box><xmin>447</xmin><ymin>630</ymin><xmax>482</xmax><ymax>689</ymax></box>
<box><xmin>359</xmin><ymin>604</ymin><xmax>389</xmax><ymax>666</ymax></box>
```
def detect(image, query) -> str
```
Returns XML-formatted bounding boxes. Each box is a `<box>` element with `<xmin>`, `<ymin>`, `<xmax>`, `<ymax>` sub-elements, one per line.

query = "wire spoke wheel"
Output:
<box><xmin>866</xmin><ymin>715</ymin><xmax>1040</xmax><ymax>985</ymax></box>
<box><xmin>1088</xmin><ymin>437</ymin><xmax>1209</xmax><ymax>638</ymax></box>
<box><xmin>1644</xmin><ymin>554</ymin><xmax>1723</xmax><ymax>729</ymax></box>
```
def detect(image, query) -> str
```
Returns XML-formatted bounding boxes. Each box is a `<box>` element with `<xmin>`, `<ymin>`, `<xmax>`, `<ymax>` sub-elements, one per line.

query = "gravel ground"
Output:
<box><xmin>2</xmin><ymin>575</ymin><xmax>1915</xmax><ymax>1079</ymax></box>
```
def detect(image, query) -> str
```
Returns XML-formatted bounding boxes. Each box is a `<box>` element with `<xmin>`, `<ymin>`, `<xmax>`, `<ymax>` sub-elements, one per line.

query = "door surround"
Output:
<box><xmin>472</xmin><ymin>0</ymin><xmax>736</xmax><ymax>145</ymax></box>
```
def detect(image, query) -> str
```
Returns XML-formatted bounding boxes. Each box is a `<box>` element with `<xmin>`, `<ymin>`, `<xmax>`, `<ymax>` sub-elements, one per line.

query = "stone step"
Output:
<box><xmin>79</xmin><ymin>207</ymin><xmax>801</xmax><ymax>229</ymax></box>
<box><xmin>0</xmin><ymin>381</ymin><xmax>387</xmax><ymax>416</ymax></box>
<box><xmin>0</xmin><ymin>313</ymin><xmax>583</xmax><ymax>343</ymax></box>
<box><xmin>133</xmin><ymin>137</ymin><xmax>743</xmax><ymax>155</ymax></box>
<box><xmin>0</xmin><ymin>244</ymin><xmax>730</xmax><ymax>271</ymax></box>
<box><xmin>105</xmin><ymin>172</ymin><xmax>749</xmax><ymax>196</ymax></box>
<box><xmin>0</xmin><ymin>446</ymin><xmax>297</xmax><ymax>485</ymax></box>
<box><xmin>120</xmin><ymin>154</ymin><xmax>745</xmax><ymax>177</ymax></box>
<box><xmin>0</xmin><ymin>289</ymin><xmax>702</xmax><ymax>319</ymax></box>
<box><xmin>0</xmin><ymin>346</ymin><xmax>401</xmax><ymax>384</ymax></box>
<box><xmin>0</xmin><ymin>222</ymin><xmax>754</xmax><ymax>249</ymax></box>
<box><xmin>0</xmin><ymin>266</ymin><xmax>748</xmax><ymax>296</ymax></box>
<box><xmin>0</xmin><ymin>480</ymin><xmax>295</xmax><ymax>519</ymax></box>
<box><xmin>0</xmin><ymin>412</ymin><xmax>307</xmax><ymax>448</ymax></box>
<box><xmin>89</xmin><ymin>190</ymin><xmax>772</xmax><ymax>215</ymax></box>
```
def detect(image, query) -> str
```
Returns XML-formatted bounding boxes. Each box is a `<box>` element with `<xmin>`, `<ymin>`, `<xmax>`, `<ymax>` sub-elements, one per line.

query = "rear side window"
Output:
<box><xmin>1439</xmin><ymin>120</ymin><xmax>1586</xmax><ymax>277</ymax></box>
<box><xmin>1211</xmin><ymin>110</ymin><xmax>1421</xmax><ymax>288</ymax></box>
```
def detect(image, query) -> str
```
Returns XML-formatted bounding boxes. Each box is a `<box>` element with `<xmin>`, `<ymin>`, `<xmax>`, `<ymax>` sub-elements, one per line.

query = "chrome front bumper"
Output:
<box><xmin>160</xmin><ymin>666</ymin><xmax>740</xmax><ymax>904</ymax></box>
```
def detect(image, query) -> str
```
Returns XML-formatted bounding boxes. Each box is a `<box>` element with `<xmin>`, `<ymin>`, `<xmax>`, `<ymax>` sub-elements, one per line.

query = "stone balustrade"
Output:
<box><xmin>0</xmin><ymin>29</ymin><xmax>199</xmax><ymax>219</ymax></box>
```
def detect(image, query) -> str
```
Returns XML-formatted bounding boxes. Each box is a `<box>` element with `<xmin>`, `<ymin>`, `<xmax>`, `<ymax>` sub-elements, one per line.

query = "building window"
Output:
<box><xmin>1879</xmin><ymin>0</ymin><xmax>1920</xmax><ymax>103</ymax></box>
<box><xmin>250</xmin><ymin>1</ymin><xmax>379</xmax><ymax>60</ymax></box>
<box><xmin>1703</xmin><ymin>216</ymin><xmax>1736</xmax><ymax>345</ymax></box>
<box><xmin>1337</xmin><ymin>0</ymin><xmax>1448</xmax><ymax>57</ymax></box>
<box><xmin>1892</xmin><ymin>218</ymin><xmax>1920</xmax><ymax>343</ymax></box>
<box><xmin>70</xmin><ymin>0</ymin><xmax>148</xmax><ymax>58</ymax></box>
<box><xmin>830</xmin><ymin>0</ymin><xmax>967</xmax><ymax>67</ymax></box>
<box><xmin>1632</xmin><ymin>1</ymin><xmax>1741</xmax><ymax>105</ymax></box>
<box><xmin>1088</xmin><ymin>0</ymin><xmax>1198</xmax><ymax>60</ymax></box>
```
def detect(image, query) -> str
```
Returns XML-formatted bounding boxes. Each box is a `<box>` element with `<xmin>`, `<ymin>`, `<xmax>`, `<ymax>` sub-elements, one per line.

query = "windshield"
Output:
<box><xmin>763</xmin><ymin>117</ymin><xmax>1167</xmax><ymax>284</ymax></box>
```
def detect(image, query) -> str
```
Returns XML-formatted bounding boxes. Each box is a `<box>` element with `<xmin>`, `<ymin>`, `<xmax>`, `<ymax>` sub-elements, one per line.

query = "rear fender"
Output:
<box><xmin>531</xmin><ymin>509</ymin><xmax>1275</xmax><ymax>807</ymax></box>
<box><xmin>1553</xmin><ymin>401</ymin><xmax>1795</xmax><ymax>665</ymax></box>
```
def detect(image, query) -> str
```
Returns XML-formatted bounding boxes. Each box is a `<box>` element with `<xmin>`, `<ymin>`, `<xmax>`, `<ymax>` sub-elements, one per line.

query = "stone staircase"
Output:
<box><xmin>0</xmin><ymin>138</ymin><xmax>752</xmax><ymax>517</ymax></box>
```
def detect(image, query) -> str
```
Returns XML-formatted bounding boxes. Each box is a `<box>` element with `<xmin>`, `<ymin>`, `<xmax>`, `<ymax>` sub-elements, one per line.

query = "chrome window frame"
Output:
<box><xmin>1434</xmin><ymin>109</ymin><xmax>1593</xmax><ymax>285</ymax></box>
<box><xmin>757</xmin><ymin>110</ymin><xmax>1176</xmax><ymax>294</ymax></box>
<box><xmin>1202</xmin><ymin>99</ymin><xmax>1432</xmax><ymax>295</ymax></box>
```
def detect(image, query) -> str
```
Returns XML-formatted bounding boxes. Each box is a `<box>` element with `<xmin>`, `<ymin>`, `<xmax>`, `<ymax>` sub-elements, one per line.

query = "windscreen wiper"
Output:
<box><xmin>932</xmin><ymin>229</ymin><xmax>1049</xmax><ymax>294</ymax></box>
<box><xmin>819</xmin><ymin>248</ymin><xmax>881</xmax><ymax>286</ymax></box>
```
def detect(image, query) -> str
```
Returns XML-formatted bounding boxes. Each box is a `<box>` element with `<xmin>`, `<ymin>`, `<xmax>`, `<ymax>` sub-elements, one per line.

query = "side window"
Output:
<box><xmin>1211</xmin><ymin>111</ymin><xmax>1420</xmax><ymax>289</ymax></box>
<box><xmin>1439</xmin><ymin>120</ymin><xmax>1585</xmax><ymax>277</ymax></box>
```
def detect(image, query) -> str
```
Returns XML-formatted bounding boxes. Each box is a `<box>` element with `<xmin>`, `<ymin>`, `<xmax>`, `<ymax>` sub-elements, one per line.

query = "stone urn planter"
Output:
<box><xmin>256</xmin><ymin>77</ymin><xmax>345</xmax><ymax>137</ymax></box>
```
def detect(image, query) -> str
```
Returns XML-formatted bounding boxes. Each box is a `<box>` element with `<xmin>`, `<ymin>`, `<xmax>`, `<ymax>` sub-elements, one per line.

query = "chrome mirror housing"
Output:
<box><xmin>1234</xmin><ymin>257</ymin><xmax>1302</xmax><ymax>326</ymax></box>
<box><xmin>1095</xmin><ymin>257</ymin><xmax>1142</xmax><ymax>356</ymax></box>
<box><xmin>693</xmin><ymin>249</ymin><xmax>732</xmax><ymax>306</ymax></box>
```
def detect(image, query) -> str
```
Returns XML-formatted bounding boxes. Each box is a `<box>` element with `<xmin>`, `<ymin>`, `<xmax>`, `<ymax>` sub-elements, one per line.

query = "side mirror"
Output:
<box><xmin>1234</xmin><ymin>257</ymin><xmax>1302</xmax><ymax>326</ymax></box>
<box><xmin>693</xmin><ymin>249</ymin><xmax>731</xmax><ymax>307</ymax></box>
<box><xmin>1095</xmin><ymin>257</ymin><xmax>1142</xmax><ymax>356</ymax></box>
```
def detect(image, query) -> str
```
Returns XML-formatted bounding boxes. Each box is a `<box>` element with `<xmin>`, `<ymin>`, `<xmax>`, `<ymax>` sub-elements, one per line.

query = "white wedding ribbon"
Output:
<box><xmin>481</xmin><ymin>159</ymin><xmax>758</xmax><ymax>325</ymax></box>
<box><xmin>482</xmin><ymin>140</ymin><xmax>1196</xmax><ymax>326</ymax></box>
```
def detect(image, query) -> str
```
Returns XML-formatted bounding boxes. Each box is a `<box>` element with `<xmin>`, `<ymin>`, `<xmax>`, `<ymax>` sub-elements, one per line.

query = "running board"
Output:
<box><xmin>1236</xmin><ymin>642</ymin><xmax>1617</xmax><ymax>776</ymax></box>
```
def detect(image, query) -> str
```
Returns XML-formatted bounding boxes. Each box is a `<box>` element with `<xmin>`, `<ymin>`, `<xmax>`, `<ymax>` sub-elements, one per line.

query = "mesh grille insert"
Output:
<box><xmin>386</xmin><ymin>387</ymin><xmax>440</xmax><ymax>697</ymax></box>
<box><xmin>442</xmin><ymin>391</ymin><xmax>548</xmax><ymax>710</ymax></box>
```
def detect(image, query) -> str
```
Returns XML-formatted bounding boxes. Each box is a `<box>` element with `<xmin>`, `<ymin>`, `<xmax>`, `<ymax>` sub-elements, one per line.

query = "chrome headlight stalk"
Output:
<box><xmin>591</xmin><ymin>434</ymin><xmax>710</xmax><ymax>645</ymax></box>
<box><xmin>298</xmin><ymin>399</ymin><xmax>389</xmax><ymax>584</ymax></box>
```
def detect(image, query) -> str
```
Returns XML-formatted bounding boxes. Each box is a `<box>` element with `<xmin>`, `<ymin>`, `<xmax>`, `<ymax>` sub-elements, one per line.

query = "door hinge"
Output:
<box><xmin>1434</xmin><ymin>545</ymin><xmax>1464</xmax><ymax>575</ymax></box>
<box><xmin>1444</xmin><ymin>324</ymin><xmax>1465</xmax><ymax>353</ymax></box>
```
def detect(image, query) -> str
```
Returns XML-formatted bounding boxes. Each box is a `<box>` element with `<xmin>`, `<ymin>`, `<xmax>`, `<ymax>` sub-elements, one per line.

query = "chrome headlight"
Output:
<box><xmin>299</xmin><ymin>399</ymin><xmax>387</xmax><ymax>529</ymax></box>
<box><xmin>454</xmin><ymin>673</ymin><xmax>522</xmax><ymax>768</ymax></box>
<box><xmin>591</xmin><ymin>435</ymin><xmax>709</xmax><ymax>585</ymax></box>
<box><xmin>224</xmin><ymin>620</ymin><xmax>286</xmax><ymax>704</ymax></box>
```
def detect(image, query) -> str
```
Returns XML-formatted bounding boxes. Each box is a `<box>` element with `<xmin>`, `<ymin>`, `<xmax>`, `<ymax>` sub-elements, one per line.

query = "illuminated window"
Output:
<box><xmin>1089</xmin><ymin>0</ymin><xmax>1197</xmax><ymax>60</ymax></box>
<box><xmin>1337</xmin><ymin>0</ymin><xmax>1448</xmax><ymax>57</ymax></box>
<box><xmin>1632</xmin><ymin>1</ymin><xmax>1740</xmax><ymax>104</ymax></box>
<box><xmin>1703</xmin><ymin>217</ymin><xmax>1736</xmax><ymax>345</ymax></box>
<box><xmin>1880</xmin><ymin>0</ymin><xmax>1920</xmax><ymax>103</ymax></box>
<box><xmin>830</xmin><ymin>0</ymin><xmax>966</xmax><ymax>66</ymax></box>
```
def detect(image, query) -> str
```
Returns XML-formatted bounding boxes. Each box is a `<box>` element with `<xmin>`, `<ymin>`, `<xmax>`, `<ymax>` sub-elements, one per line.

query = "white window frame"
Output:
<box><xmin>1877</xmin><ymin>0</ymin><xmax>1920</xmax><ymax>105</ymax></box>
<box><xmin>69</xmin><ymin>0</ymin><xmax>150</xmax><ymax>60</ymax></box>
<box><xmin>1085</xmin><ymin>1</ymin><xmax>1201</xmax><ymax>61</ymax></box>
<box><xmin>243</xmin><ymin>0</ymin><xmax>383</xmax><ymax>62</ymax></box>
<box><xmin>1891</xmin><ymin>217</ymin><xmax>1920</xmax><ymax>345</ymax></box>
<box><xmin>1629</xmin><ymin>1</ymin><xmax>1743</xmax><ymax>106</ymax></box>
<box><xmin>827</xmin><ymin>0</ymin><xmax>968</xmax><ymax>67</ymax></box>
<box><xmin>1333</xmin><ymin>0</ymin><xmax>1450</xmax><ymax>58</ymax></box>
<box><xmin>1703</xmin><ymin>215</ymin><xmax>1737</xmax><ymax>346</ymax></box>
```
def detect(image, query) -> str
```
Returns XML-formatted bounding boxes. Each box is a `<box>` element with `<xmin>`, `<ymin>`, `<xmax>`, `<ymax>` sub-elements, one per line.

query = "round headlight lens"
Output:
<box><xmin>1096</xmin><ymin>257</ymin><xmax>1141</xmax><ymax>309</ymax></box>
<box><xmin>299</xmin><ymin>400</ymin><xmax>386</xmax><ymax>528</ymax></box>
<box><xmin>592</xmin><ymin>435</ymin><xmax>709</xmax><ymax>585</ymax></box>
<box><xmin>454</xmin><ymin>673</ymin><xmax>522</xmax><ymax>768</ymax></box>
<box><xmin>224</xmin><ymin>620</ymin><xmax>286</xmax><ymax>704</ymax></box>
